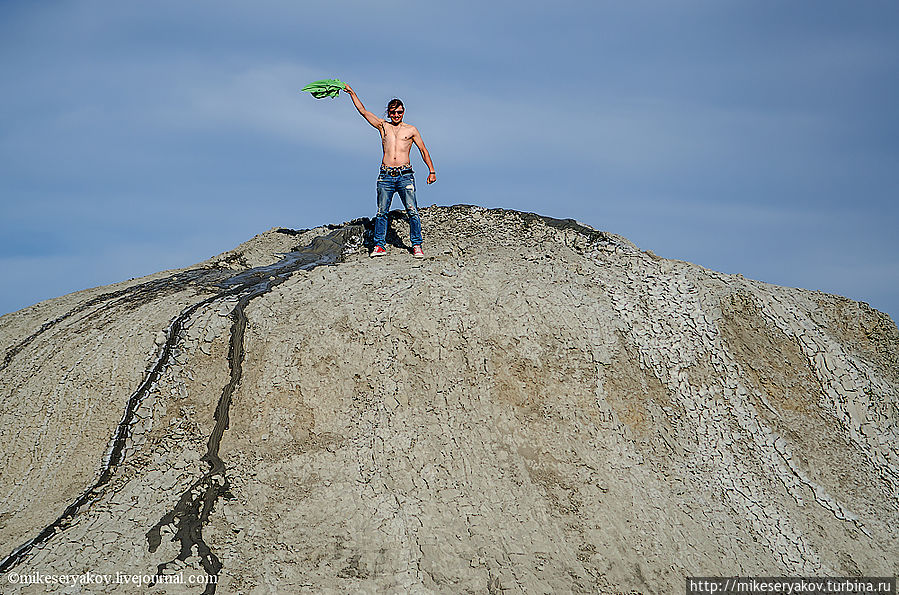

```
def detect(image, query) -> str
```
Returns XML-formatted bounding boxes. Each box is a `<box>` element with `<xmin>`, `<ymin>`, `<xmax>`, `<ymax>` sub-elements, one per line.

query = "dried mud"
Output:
<box><xmin>0</xmin><ymin>205</ymin><xmax>896</xmax><ymax>594</ymax></box>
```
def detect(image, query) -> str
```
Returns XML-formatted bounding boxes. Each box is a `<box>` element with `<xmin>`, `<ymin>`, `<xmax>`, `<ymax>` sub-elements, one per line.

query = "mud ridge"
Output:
<box><xmin>446</xmin><ymin>203</ymin><xmax>637</xmax><ymax>252</ymax></box>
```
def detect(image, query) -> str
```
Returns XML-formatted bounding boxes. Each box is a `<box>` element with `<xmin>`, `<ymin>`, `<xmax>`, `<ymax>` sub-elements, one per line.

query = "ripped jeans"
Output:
<box><xmin>373</xmin><ymin>169</ymin><xmax>422</xmax><ymax>248</ymax></box>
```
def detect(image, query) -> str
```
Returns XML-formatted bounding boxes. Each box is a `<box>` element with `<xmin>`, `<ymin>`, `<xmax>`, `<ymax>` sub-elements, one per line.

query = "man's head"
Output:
<box><xmin>386</xmin><ymin>98</ymin><xmax>404</xmax><ymax>124</ymax></box>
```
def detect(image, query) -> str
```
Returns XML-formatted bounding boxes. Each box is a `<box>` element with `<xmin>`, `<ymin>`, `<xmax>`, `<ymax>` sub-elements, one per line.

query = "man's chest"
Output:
<box><xmin>381</xmin><ymin>125</ymin><xmax>413</xmax><ymax>144</ymax></box>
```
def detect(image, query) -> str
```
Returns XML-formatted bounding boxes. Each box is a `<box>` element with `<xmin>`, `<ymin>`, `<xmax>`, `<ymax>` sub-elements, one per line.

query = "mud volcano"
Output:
<box><xmin>1</xmin><ymin>205</ymin><xmax>897</xmax><ymax>593</ymax></box>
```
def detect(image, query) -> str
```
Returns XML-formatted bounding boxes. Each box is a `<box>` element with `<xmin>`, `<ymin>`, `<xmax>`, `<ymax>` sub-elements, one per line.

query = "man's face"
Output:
<box><xmin>388</xmin><ymin>106</ymin><xmax>404</xmax><ymax>124</ymax></box>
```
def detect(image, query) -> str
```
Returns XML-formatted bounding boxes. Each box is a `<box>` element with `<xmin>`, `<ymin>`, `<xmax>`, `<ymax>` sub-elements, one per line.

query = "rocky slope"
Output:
<box><xmin>1</xmin><ymin>204</ymin><xmax>897</xmax><ymax>594</ymax></box>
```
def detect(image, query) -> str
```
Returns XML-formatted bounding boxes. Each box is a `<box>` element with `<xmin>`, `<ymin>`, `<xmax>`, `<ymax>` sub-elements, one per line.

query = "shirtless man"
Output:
<box><xmin>344</xmin><ymin>83</ymin><xmax>436</xmax><ymax>258</ymax></box>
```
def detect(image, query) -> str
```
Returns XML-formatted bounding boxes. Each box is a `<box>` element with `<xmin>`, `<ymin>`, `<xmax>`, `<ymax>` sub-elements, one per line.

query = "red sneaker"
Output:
<box><xmin>412</xmin><ymin>245</ymin><xmax>424</xmax><ymax>258</ymax></box>
<box><xmin>370</xmin><ymin>245</ymin><xmax>387</xmax><ymax>257</ymax></box>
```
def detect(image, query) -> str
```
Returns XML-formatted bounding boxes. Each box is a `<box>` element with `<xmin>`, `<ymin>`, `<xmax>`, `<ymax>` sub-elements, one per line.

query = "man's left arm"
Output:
<box><xmin>412</xmin><ymin>128</ymin><xmax>436</xmax><ymax>184</ymax></box>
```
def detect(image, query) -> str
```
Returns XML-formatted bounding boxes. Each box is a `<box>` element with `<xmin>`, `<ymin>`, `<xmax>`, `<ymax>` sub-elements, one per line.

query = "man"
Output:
<box><xmin>343</xmin><ymin>83</ymin><xmax>436</xmax><ymax>258</ymax></box>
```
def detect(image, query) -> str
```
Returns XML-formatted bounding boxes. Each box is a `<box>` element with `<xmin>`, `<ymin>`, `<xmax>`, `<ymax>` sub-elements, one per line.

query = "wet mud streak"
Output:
<box><xmin>1</xmin><ymin>268</ymin><xmax>234</xmax><ymax>374</ymax></box>
<box><xmin>146</xmin><ymin>292</ymin><xmax>251</xmax><ymax>592</ymax></box>
<box><xmin>0</xmin><ymin>288</ymin><xmax>240</xmax><ymax>574</ymax></box>
<box><xmin>146</xmin><ymin>225</ymin><xmax>362</xmax><ymax>592</ymax></box>
<box><xmin>0</xmin><ymin>225</ymin><xmax>362</xmax><ymax>577</ymax></box>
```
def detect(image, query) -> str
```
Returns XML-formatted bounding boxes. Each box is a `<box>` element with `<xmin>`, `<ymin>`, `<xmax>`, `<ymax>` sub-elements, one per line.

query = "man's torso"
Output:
<box><xmin>379</xmin><ymin>121</ymin><xmax>415</xmax><ymax>167</ymax></box>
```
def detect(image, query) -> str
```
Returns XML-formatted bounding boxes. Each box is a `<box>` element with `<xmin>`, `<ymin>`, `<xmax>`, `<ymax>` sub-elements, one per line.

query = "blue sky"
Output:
<box><xmin>2</xmin><ymin>1</ymin><xmax>897</xmax><ymax>322</ymax></box>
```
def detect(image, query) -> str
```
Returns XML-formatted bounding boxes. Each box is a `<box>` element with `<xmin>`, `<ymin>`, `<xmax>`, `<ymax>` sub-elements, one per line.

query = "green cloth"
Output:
<box><xmin>301</xmin><ymin>78</ymin><xmax>346</xmax><ymax>99</ymax></box>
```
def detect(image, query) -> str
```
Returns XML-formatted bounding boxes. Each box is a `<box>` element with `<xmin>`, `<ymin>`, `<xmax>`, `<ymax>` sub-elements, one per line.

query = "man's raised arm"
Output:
<box><xmin>343</xmin><ymin>84</ymin><xmax>382</xmax><ymax>129</ymax></box>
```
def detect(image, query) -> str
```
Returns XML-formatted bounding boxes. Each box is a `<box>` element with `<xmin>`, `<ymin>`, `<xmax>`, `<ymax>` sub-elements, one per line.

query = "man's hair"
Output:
<box><xmin>386</xmin><ymin>98</ymin><xmax>404</xmax><ymax>114</ymax></box>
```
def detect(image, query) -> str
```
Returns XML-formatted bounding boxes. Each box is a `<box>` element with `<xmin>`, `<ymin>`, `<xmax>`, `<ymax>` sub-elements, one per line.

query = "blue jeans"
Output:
<box><xmin>374</xmin><ymin>171</ymin><xmax>422</xmax><ymax>247</ymax></box>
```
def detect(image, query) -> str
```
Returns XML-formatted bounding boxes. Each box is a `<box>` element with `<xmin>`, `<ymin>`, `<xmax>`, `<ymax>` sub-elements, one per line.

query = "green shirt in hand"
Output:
<box><xmin>301</xmin><ymin>79</ymin><xmax>346</xmax><ymax>99</ymax></box>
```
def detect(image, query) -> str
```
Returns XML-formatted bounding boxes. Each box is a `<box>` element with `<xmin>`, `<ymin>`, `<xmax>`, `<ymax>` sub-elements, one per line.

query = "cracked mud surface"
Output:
<box><xmin>1</xmin><ymin>205</ymin><xmax>897</xmax><ymax>593</ymax></box>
